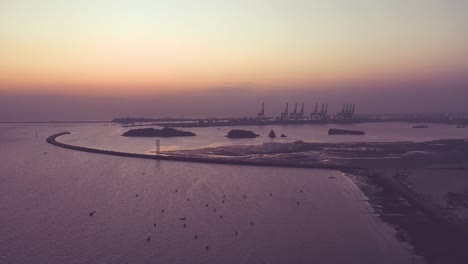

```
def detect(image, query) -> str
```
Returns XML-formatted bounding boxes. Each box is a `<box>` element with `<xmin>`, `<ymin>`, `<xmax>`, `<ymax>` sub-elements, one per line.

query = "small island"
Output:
<box><xmin>122</xmin><ymin>127</ymin><xmax>196</xmax><ymax>137</ymax></box>
<box><xmin>412</xmin><ymin>125</ymin><xmax>429</xmax><ymax>129</ymax></box>
<box><xmin>268</xmin><ymin>130</ymin><xmax>276</xmax><ymax>138</ymax></box>
<box><xmin>328</xmin><ymin>128</ymin><xmax>365</xmax><ymax>135</ymax></box>
<box><xmin>226</xmin><ymin>129</ymin><xmax>259</xmax><ymax>139</ymax></box>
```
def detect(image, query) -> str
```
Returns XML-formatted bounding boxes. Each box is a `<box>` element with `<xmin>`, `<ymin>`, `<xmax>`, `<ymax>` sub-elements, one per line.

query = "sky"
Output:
<box><xmin>0</xmin><ymin>0</ymin><xmax>467</xmax><ymax>120</ymax></box>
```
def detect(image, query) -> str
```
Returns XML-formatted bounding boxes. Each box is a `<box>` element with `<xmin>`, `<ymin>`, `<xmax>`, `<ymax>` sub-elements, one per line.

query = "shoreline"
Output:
<box><xmin>47</xmin><ymin>132</ymin><xmax>468</xmax><ymax>242</ymax></box>
<box><xmin>46</xmin><ymin>132</ymin><xmax>468</xmax><ymax>256</ymax></box>
<box><xmin>355</xmin><ymin>169</ymin><xmax>468</xmax><ymax>234</ymax></box>
<box><xmin>46</xmin><ymin>132</ymin><xmax>346</xmax><ymax>170</ymax></box>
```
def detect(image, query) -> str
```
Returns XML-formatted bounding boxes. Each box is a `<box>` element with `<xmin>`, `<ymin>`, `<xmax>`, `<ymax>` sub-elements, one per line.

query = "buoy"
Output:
<box><xmin>297</xmin><ymin>201</ymin><xmax>300</xmax><ymax>205</ymax></box>
<box><xmin>162</xmin><ymin>209</ymin><xmax>165</xmax><ymax>213</ymax></box>
<box><xmin>250</xmin><ymin>221</ymin><xmax>254</xmax><ymax>226</ymax></box>
<box><xmin>206</xmin><ymin>246</ymin><xmax>209</xmax><ymax>250</ymax></box>
<box><xmin>235</xmin><ymin>231</ymin><xmax>238</xmax><ymax>235</ymax></box>
<box><xmin>147</xmin><ymin>236</ymin><xmax>151</xmax><ymax>242</ymax></box>
<box><xmin>194</xmin><ymin>235</ymin><xmax>198</xmax><ymax>240</ymax></box>
<box><xmin>154</xmin><ymin>223</ymin><xmax>157</xmax><ymax>227</ymax></box>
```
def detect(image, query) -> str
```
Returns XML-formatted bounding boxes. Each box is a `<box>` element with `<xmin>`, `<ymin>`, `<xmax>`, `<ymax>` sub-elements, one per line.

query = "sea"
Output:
<box><xmin>1</xmin><ymin>122</ymin><xmax>466</xmax><ymax>263</ymax></box>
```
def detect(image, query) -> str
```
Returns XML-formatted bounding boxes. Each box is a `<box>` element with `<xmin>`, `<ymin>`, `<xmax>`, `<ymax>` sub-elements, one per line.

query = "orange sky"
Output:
<box><xmin>1</xmin><ymin>0</ymin><xmax>467</xmax><ymax>95</ymax></box>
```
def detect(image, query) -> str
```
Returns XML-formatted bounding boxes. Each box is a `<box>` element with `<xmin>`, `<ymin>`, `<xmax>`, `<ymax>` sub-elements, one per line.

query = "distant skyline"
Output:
<box><xmin>0</xmin><ymin>0</ymin><xmax>467</xmax><ymax>120</ymax></box>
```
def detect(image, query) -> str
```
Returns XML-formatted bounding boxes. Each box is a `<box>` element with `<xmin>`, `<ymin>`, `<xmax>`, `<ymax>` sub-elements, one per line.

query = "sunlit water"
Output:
<box><xmin>0</xmin><ymin>123</ymin><xmax>417</xmax><ymax>263</ymax></box>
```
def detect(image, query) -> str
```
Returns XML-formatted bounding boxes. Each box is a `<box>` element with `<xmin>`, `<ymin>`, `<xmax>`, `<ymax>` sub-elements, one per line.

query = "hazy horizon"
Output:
<box><xmin>2</xmin><ymin>79</ymin><xmax>468</xmax><ymax>121</ymax></box>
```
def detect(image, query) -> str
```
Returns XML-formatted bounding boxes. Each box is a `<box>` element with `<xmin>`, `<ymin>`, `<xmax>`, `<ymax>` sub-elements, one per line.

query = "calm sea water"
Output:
<box><xmin>55</xmin><ymin>122</ymin><xmax>468</xmax><ymax>153</ymax></box>
<box><xmin>0</xmin><ymin>123</ymin><xmax>416</xmax><ymax>263</ymax></box>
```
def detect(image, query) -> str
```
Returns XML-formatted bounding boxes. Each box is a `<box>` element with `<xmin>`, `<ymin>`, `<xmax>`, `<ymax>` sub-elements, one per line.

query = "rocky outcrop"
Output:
<box><xmin>328</xmin><ymin>128</ymin><xmax>365</xmax><ymax>135</ymax></box>
<box><xmin>268</xmin><ymin>130</ymin><xmax>276</xmax><ymax>138</ymax></box>
<box><xmin>226</xmin><ymin>129</ymin><xmax>259</xmax><ymax>139</ymax></box>
<box><xmin>122</xmin><ymin>127</ymin><xmax>196</xmax><ymax>137</ymax></box>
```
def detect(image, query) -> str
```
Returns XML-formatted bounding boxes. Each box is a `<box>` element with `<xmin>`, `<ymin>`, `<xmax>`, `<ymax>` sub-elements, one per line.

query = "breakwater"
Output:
<box><xmin>46</xmin><ymin>132</ymin><xmax>342</xmax><ymax>170</ymax></box>
<box><xmin>47</xmin><ymin>132</ymin><xmax>468</xmax><ymax>239</ymax></box>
